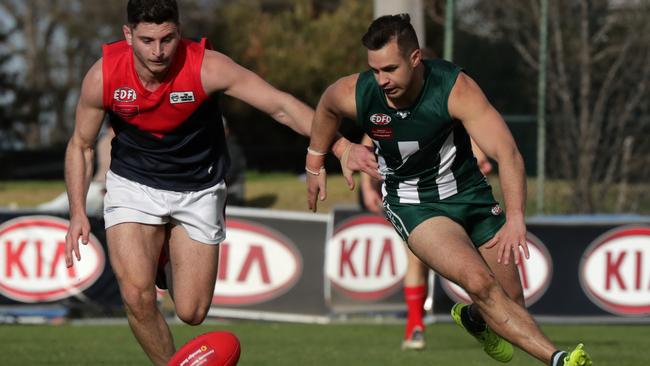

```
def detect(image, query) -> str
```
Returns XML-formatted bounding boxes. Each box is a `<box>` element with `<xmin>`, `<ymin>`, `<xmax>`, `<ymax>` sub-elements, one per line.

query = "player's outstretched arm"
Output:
<box><xmin>64</xmin><ymin>59</ymin><xmax>106</xmax><ymax>267</ymax></box>
<box><xmin>201</xmin><ymin>50</ymin><xmax>314</xmax><ymax>136</ymax></box>
<box><xmin>201</xmin><ymin>50</ymin><xmax>378</xmax><ymax>192</ymax></box>
<box><xmin>449</xmin><ymin>72</ymin><xmax>528</xmax><ymax>265</ymax></box>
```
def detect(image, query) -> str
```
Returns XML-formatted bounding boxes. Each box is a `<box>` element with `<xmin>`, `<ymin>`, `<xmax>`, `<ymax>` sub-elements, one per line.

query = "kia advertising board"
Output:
<box><xmin>327</xmin><ymin>208</ymin><xmax>410</xmax><ymax>313</ymax></box>
<box><xmin>580</xmin><ymin>226</ymin><xmax>650</xmax><ymax>316</ymax></box>
<box><xmin>0</xmin><ymin>216</ymin><xmax>105</xmax><ymax>302</ymax></box>
<box><xmin>433</xmin><ymin>218</ymin><xmax>650</xmax><ymax>321</ymax></box>
<box><xmin>1</xmin><ymin>209</ymin><xmax>648</xmax><ymax>323</ymax></box>
<box><xmin>0</xmin><ymin>212</ymin><xmax>121</xmax><ymax>312</ymax></box>
<box><xmin>208</xmin><ymin>207</ymin><xmax>330</xmax><ymax>322</ymax></box>
<box><xmin>213</xmin><ymin>218</ymin><xmax>302</xmax><ymax>305</ymax></box>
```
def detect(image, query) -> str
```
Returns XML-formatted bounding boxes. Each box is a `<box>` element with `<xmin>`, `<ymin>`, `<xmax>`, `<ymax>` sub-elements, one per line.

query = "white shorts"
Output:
<box><xmin>104</xmin><ymin>170</ymin><xmax>226</xmax><ymax>244</ymax></box>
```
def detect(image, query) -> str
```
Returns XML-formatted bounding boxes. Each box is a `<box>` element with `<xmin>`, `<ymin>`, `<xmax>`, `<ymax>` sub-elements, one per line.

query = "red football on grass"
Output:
<box><xmin>167</xmin><ymin>331</ymin><xmax>241</xmax><ymax>366</ymax></box>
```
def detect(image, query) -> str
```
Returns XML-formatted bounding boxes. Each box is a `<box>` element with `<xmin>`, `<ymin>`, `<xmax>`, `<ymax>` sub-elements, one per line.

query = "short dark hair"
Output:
<box><xmin>362</xmin><ymin>14</ymin><xmax>419</xmax><ymax>55</ymax></box>
<box><xmin>127</xmin><ymin>0</ymin><xmax>179</xmax><ymax>26</ymax></box>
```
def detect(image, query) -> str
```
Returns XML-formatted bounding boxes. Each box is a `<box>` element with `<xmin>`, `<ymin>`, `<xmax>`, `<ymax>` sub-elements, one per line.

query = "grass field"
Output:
<box><xmin>1</xmin><ymin>322</ymin><xmax>648</xmax><ymax>365</ymax></box>
<box><xmin>1</xmin><ymin>175</ymin><xmax>648</xmax><ymax>365</ymax></box>
<box><xmin>1</xmin><ymin>173</ymin><xmax>648</xmax><ymax>214</ymax></box>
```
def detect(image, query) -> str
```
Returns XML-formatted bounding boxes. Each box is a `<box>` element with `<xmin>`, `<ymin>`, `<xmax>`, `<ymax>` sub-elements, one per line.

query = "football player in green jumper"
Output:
<box><xmin>305</xmin><ymin>14</ymin><xmax>591</xmax><ymax>366</ymax></box>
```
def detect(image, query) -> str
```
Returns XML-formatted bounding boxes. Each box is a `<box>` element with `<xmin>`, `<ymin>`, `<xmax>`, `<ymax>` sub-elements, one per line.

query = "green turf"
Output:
<box><xmin>0</xmin><ymin>322</ymin><xmax>647</xmax><ymax>365</ymax></box>
<box><xmin>1</xmin><ymin>174</ymin><xmax>649</xmax><ymax>214</ymax></box>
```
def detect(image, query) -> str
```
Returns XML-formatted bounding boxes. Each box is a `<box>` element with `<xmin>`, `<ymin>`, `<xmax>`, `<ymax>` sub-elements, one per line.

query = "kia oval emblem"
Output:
<box><xmin>326</xmin><ymin>215</ymin><xmax>408</xmax><ymax>301</ymax></box>
<box><xmin>580</xmin><ymin>226</ymin><xmax>650</xmax><ymax>316</ymax></box>
<box><xmin>213</xmin><ymin>219</ymin><xmax>302</xmax><ymax>305</ymax></box>
<box><xmin>0</xmin><ymin>216</ymin><xmax>105</xmax><ymax>303</ymax></box>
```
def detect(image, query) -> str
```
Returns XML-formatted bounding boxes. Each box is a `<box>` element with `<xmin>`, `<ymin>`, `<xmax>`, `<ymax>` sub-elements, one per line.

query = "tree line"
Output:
<box><xmin>0</xmin><ymin>0</ymin><xmax>647</xmax><ymax>213</ymax></box>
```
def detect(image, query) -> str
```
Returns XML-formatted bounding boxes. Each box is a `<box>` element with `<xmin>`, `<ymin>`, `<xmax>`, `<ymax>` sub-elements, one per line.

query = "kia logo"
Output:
<box><xmin>0</xmin><ymin>216</ymin><xmax>105</xmax><ymax>303</ymax></box>
<box><xmin>326</xmin><ymin>215</ymin><xmax>407</xmax><ymax>300</ymax></box>
<box><xmin>441</xmin><ymin>232</ymin><xmax>552</xmax><ymax>307</ymax></box>
<box><xmin>212</xmin><ymin>219</ymin><xmax>302</xmax><ymax>305</ymax></box>
<box><xmin>580</xmin><ymin>226</ymin><xmax>650</xmax><ymax>316</ymax></box>
<box><xmin>369</xmin><ymin>113</ymin><xmax>391</xmax><ymax>125</ymax></box>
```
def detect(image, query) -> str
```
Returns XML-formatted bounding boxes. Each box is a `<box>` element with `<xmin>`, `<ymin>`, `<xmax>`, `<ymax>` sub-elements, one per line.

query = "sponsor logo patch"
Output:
<box><xmin>113</xmin><ymin>87</ymin><xmax>137</xmax><ymax>103</ymax></box>
<box><xmin>112</xmin><ymin>105</ymin><xmax>139</xmax><ymax>119</ymax></box>
<box><xmin>170</xmin><ymin>91</ymin><xmax>195</xmax><ymax>104</ymax></box>
<box><xmin>370</xmin><ymin>127</ymin><xmax>393</xmax><ymax>140</ymax></box>
<box><xmin>490</xmin><ymin>204</ymin><xmax>503</xmax><ymax>216</ymax></box>
<box><xmin>395</xmin><ymin>110</ymin><xmax>410</xmax><ymax>119</ymax></box>
<box><xmin>369</xmin><ymin>113</ymin><xmax>391</xmax><ymax>125</ymax></box>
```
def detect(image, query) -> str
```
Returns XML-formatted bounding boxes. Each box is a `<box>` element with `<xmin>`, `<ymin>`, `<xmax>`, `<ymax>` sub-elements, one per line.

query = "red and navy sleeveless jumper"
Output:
<box><xmin>102</xmin><ymin>38</ymin><xmax>228</xmax><ymax>192</ymax></box>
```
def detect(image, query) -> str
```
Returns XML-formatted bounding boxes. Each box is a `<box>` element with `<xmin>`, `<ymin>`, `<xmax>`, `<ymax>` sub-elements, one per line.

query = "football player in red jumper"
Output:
<box><xmin>63</xmin><ymin>1</ymin><xmax>378</xmax><ymax>365</ymax></box>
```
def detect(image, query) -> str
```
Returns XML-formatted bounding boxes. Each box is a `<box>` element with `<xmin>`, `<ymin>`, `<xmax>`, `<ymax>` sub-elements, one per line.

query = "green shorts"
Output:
<box><xmin>382</xmin><ymin>185</ymin><xmax>505</xmax><ymax>247</ymax></box>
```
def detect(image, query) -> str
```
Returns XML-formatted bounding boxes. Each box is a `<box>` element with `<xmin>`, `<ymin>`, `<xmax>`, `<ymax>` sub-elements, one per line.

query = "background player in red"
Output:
<box><xmin>63</xmin><ymin>1</ymin><xmax>375</xmax><ymax>365</ymax></box>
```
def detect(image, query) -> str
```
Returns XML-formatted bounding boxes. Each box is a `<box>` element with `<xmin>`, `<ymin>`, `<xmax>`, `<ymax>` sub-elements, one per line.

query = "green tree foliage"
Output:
<box><xmin>217</xmin><ymin>0</ymin><xmax>370</xmax><ymax>105</ymax></box>
<box><xmin>210</xmin><ymin>0</ymin><xmax>372</xmax><ymax>171</ymax></box>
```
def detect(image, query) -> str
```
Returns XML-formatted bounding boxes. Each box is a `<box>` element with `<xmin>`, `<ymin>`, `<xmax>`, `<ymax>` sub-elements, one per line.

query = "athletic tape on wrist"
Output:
<box><xmin>305</xmin><ymin>166</ymin><xmax>325</xmax><ymax>176</ymax></box>
<box><xmin>307</xmin><ymin>147</ymin><xmax>327</xmax><ymax>156</ymax></box>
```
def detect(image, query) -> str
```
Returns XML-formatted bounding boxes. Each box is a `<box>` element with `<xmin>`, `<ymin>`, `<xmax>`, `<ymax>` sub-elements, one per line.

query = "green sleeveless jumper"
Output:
<box><xmin>355</xmin><ymin>59</ymin><xmax>505</xmax><ymax>245</ymax></box>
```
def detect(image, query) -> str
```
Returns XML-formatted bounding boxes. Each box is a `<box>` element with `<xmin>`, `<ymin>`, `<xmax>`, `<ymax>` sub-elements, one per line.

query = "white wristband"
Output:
<box><xmin>305</xmin><ymin>166</ymin><xmax>325</xmax><ymax>176</ymax></box>
<box><xmin>307</xmin><ymin>147</ymin><xmax>327</xmax><ymax>156</ymax></box>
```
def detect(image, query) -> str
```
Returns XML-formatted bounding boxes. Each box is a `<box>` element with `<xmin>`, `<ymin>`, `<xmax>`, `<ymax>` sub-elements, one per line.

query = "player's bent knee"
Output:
<box><xmin>175</xmin><ymin>302</ymin><xmax>210</xmax><ymax>326</ymax></box>
<box><xmin>462</xmin><ymin>271</ymin><xmax>499</xmax><ymax>302</ymax></box>
<box><xmin>121</xmin><ymin>286</ymin><xmax>158</xmax><ymax>320</ymax></box>
<box><xmin>176</xmin><ymin>310</ymin><xmax>208</xmax><ymax>326</ymax></box>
